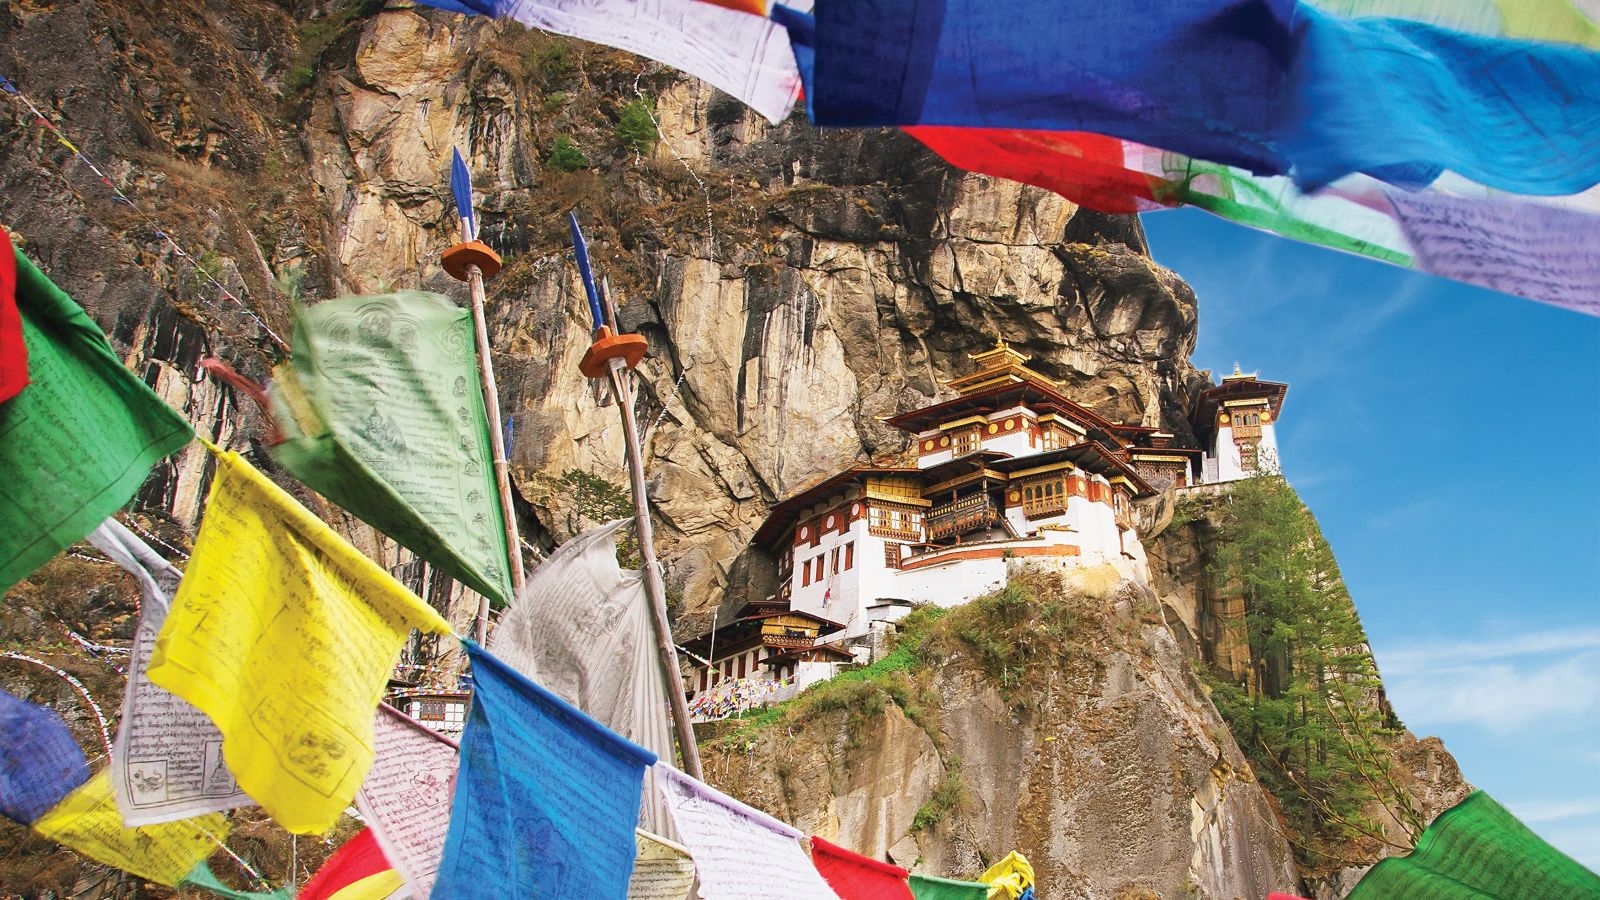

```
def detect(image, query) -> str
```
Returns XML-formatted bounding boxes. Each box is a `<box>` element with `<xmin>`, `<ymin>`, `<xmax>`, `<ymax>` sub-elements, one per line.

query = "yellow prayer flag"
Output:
<box><xmin>147</xmin><ymin>449</ymin><xmax>452</xmax><ymax>834</ymax></box>
<box><xmin>980</xmin><ymin>851</ymin><xmax>1035</xmax><ymax>900</ymax></box>
<box><xmin>31</xmin><ymin>770</ymin><xmax>227</xmax><ymax>886</ymax></box>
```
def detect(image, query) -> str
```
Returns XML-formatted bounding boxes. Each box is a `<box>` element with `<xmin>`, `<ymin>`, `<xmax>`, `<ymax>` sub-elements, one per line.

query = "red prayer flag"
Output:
<box><xmin>691</xmin><ymin>0</ymin><xmax>767</xmax><ymax>15</ymax></box>
<box><xmin>299</xmin><ymin>828</ymin><xmax>403</xmax><ymax>900</ymax></box>
<box><xmin>905</xmin><ymin>127</ymin><xmax>1170</xmax><ymax>216</ymax></box>
<box><xmin>1266</xmin><ymin>893</ymin><xmax>1312</xmax><ymax>899</ymax></box>
<box><xmin>0</xmin><ymin>226</ymin><xmax>26</xmax><ymax>404</ymax></box>
<box><xmin>810</xmin><ymin>835</ymin><xmax>915</xmax><ymax>900</ymax></box>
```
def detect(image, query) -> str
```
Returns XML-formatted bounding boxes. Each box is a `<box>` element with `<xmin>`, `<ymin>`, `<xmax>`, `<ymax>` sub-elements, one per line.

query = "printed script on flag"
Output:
<box><xmin>0</xmin><ymin>249</ymin><xmax>192</xmax><ymax>594</ymax></box>
<box><xmin>31</xmin><ymin>770</ymin><xmax>227</xmax><ymax>887</ymax></box>
<box><xmin>146</xmin><ymin>449</ymin><xmax>452</xmax><ymax>834</ymax></box>
<box><xmin>355</xmin><ymin>704</ymin><xmax>457</xmax><ymax>897</ymax></box>
<box><xmin>628</xmin><ymin>829</ymin><xmax>697</xmax><ymax>900</ymax></box>
<box><xmin>88</xmin><ymin>520</ymin><xmax>253</xmax><ymax>826</ymax></box>
<box><xmin>657</xmin><ymin>763</ymin><xmax>842</xmax><ymax>900</ymax></box>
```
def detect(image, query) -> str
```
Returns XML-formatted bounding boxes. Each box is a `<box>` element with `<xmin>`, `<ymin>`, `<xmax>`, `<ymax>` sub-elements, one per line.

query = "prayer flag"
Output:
<box><xmin>0</xmin><ymin>226</ymin><xmax>25</xmax><ymax>404</ymax></box>
<box><xmin>31</xmin><ymin>770</ymin><xmax>228</xmax><ymax>887</ymax></box>
<box><xmin>811</xmin><ymin>835</ymin><xmax>914</xmax><ymax>900</ymax></box>
<box><xmin>909</xmin><ymin>873</ymin><xmax>991</xmax><ymax>900</ymax></box>
<box><xmin>489</xmin><ymin>520</ymin><xmax>672</xmax><ymax>759</ymax></box>
<box><xmin>145</xmin><ymin>448</ymin><xmax>452</xmax><ymax>834</ymax></box>
<box><xmin>905</xmin><ymin>127</ymin><xmax>1600</xmax><ymax>316</ymax></box>
<box><xmin>488</xmin><ymin>520</ymin><xmax>676</xmax><ymax>832</ymax></box>
<box><xmin>0</xmin><ymin>246</ymin><xmax>192</xmax><ymax>595</ymax></box>
<box><xmin>0</xmin><ymin>688</ymin><xmax>89</xmax><ymax>824</ymax></box>
<box><xmin>270</xmin><ymin>291</ymin><xmax>513</xmax><ymax>607</ymax></box>
<box><xmin>629</xmin><ymin>829</ymin><xmax>697</xmax><ymax>900</ymax></box>
<box><xmin>1346</xmin><ymin>790</ymin><xmax>1600</xmax><ymax>899</ymax></box>
<box><xmin>808</xmin><ymin>0</ymin><xmax>1600</xmax><ymax>195</ymax></box>
<box><xmin>433</xmin><ymin>642</ymin><xmax>655</xmax><ymax>899</ymax></box>
<box><xmin>1306</xmin><ymin>0</ymin><xmax>1600</xmax><ymax>47</ymax></box>
<box><xmin>87</xmin><ymin>519</ymin><xmax>253</xmax><ymax>825</ymax></box>
<box><xmin>299</xmin><ymin>828</ymin><xmax>404</xmax><ymax>900</ymax></box>
<box><xmin>354</xmin><ymin>704</ymin><xmax>457</xmax><ymax>897</ymax></box>
<box><xmin>412</xmin><ymin>0</ymin><xmax>801</xmax><ymax>124</ymax></box>
<box><xmin>657</xmin><ymin>762</ymin><xmax>842</xmax><ymax>900</ymax></box>
<box><xmin>180</xmin><ymin>861</ymin><xmax>293</xmax><ymax>899</ymax></box>
<box><xmin>978</xmin><ymin>852</ymin><xmax>1034</xmax><ymax>900</ymax></box>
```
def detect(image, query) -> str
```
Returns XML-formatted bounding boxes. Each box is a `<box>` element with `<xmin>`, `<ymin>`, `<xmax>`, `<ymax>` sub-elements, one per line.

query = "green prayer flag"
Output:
<box><xmin>181</xmin><ymin>861</ymin><xmax>293</xmax><ymax>900</ymax></box>
<box><xmin>1348</xmin><ymin>791</ymin><xmax>1600</xmax><ymax>900</ymax></box>
<box><xmin>910</xmin><ymin>872</ymin><xmax>991</xmax><ymax>900</ymax></box>
<box><xmin>0</xmin><ymin>249</ymin><xmax>193</xmax><ymax>594</ymax></box>
<box><xmin>269</xmin><ymin>292</ymin><xmax>513</xmax><ymax>606</ymax></box>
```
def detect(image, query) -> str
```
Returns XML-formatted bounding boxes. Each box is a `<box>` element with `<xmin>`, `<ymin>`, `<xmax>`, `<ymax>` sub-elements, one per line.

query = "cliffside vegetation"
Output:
<box><xmin>1201</xmin><ymin>476</ymin><xmax>1424</xmax><ymax>872</ymax></box>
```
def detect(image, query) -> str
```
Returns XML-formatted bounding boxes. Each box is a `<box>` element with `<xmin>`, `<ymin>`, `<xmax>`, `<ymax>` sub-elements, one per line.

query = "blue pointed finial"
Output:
<box><xmin>451</xmin><ymin>147</ymin><xmax>476</xmax><ymax>243</ymax></box>
<box><xmin>568</xmin><ymin>211</ymin><xmax>605</xmax><ymax>331</ymax></box>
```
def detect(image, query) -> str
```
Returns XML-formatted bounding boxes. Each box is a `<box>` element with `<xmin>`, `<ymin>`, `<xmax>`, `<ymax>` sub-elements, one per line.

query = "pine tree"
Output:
<box><xmin>1206</xmin><ymin>476</ymin><xmax>1422</xmax><ymax>868</ymax></box>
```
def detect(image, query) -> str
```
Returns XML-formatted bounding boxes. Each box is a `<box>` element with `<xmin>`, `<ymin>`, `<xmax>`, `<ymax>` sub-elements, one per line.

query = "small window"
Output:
<box><xmin>884</xmin><ymin>543</ymin><xmax>902</xmax><ymax>569</ymax></box>
<box><xmin>844</xmin><ymin>542</ymin><xmax>854</xmax><ymax>570</ymax></box>
<box><xmin>737</xmin><ymin>655</ymin><xmax>746</xmax><ymax>678</ymax></box>
<box><xmin>801</xmin><ymin>561</ymin><xmax>812</xmax><ymax>587</ymax></box>
<box><xmin>953</xmin><ymin>428</ymin><xmax>980</xmax><ymax>457</ymax></box>
<box><xmin>830</xmin><ymin>547</ymin><xmax>841</xmax><ymax>575</ymax></box>
<box><xmin>814</xmin><ymin>557</ymin><xmax>825</xmax><ymax>581</ymax></box>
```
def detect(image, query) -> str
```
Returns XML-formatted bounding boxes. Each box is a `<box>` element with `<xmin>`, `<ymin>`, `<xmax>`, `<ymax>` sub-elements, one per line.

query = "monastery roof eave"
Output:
<box><xmin>1192</xmin><ymin>377</ymin><xmax>1289</xmax><ymax>431</ymax></box>
<box><xmin>884</xmin><ymin>381</ymin><xmax>1120</xmax><ymax>436</ymax></box>
<box><xmin>751</xmin><ymin>464</ymin><xmax>920</xmax><ymax>549</ymax></box>
<box><xmin>988</xmin><ymin>442</ymin><xmax>1159</xmax><ymax>497</ymax></box>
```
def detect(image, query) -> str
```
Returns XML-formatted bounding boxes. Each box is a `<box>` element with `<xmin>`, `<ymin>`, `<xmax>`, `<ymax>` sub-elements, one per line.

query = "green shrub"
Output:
<box><xmin>912</xmin><ymin>765</ymin><xmax>968</xmax><ymax>832</ymax></box>
<box><xmin>547</xmin><ymin>136</ymin><xmax>588</xmax><ymax>172</ymax></box>
<box><xmin>614</xmin><ymin>99</ymin><xmax>658</xmax><ymax>154</ymax></box>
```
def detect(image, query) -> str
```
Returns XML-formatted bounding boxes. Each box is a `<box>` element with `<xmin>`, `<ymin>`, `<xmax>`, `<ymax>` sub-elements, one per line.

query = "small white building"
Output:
<box><xmin>1192</xmin><ymin>366</ymin><xmax>1288</xmax><ymax>484</ymax></box>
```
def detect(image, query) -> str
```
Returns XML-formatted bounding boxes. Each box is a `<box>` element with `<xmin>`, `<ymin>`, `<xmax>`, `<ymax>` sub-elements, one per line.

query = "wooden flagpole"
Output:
<box><xmin>576</xmin><ymin>256</ymin><xmax>703</xmax><ymax>778</ymax></box>
<box><xmin>442</xmin><ymin>240</ymin><xmax>526</xmax><ymax>645</ymax></box>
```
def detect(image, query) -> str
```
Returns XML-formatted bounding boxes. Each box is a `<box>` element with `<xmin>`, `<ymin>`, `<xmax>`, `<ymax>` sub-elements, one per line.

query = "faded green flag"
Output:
<box><xmin>0</xmin><ymin>248</ymin><xmax>193</xmax><ymax>594</ymax></box>
<box><xmin>909</xmin><ymin>873</ymin><xmax>990</xmax><ymax>900</ymax></box>
<box><xmin>1348</xmin><ymin>791</ymin><xmax>1600</xmax><ymax>900</ymax></box>
<box><xmin>269</xmin><ymin>291</ymin><xmax>513</xmax><ymax>606</ymax></box>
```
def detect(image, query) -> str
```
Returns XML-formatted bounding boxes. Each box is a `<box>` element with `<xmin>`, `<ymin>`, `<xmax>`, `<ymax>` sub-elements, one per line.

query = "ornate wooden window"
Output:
<box><xmin>1041</xmin><ymin>425</ymin><xmax>1071</xmax><ymax>451</ymax></box>
<box><xmin>884</xmin><ymin>542</ymin><xmax>903</xmax><ymax>569</ymax></box>
<box><xmin>952</xmin><ymin>427</ymin><xmax>980</xmax><ymax>457</ymax></box>
<box><xmin>1238</xmin><ymin>441</ymin><xmax>1259</xmax><ymax>472</ymax></box>
<box><xmin>1019</xmin><ymin>476</ymin><xmax>1067</xmax><ymax>518</ymax></box>
<box><xmin>868</xmin><ymin>503</ymin><xmax>922</xmax><ymax>541</ymax></box>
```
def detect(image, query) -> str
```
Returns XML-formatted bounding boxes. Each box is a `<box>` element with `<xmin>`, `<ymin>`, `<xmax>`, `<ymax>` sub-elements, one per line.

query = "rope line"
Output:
<box><xmin>0</xmin><ymin>72</ymin><xmax>291</xmax><ymax>354</ymax></box>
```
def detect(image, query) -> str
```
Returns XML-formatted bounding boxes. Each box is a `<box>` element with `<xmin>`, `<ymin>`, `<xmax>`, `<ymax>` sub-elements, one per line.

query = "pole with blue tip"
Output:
<box><xmin>442</xmin><ymin>148</ymin><xmax>526</xmax><ymax>645</ymax></box>
<box><xmin>570</xmin><ymin>211</ymin><xmax>703</xmax><ymax>780</ymax></box>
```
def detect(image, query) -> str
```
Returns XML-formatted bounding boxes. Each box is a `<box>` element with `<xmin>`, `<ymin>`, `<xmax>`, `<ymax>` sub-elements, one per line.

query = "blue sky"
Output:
<box><xmin>1141</xmin><ymin>208</ymin><xmax>1600</xmax><ymax>869</ymax></box>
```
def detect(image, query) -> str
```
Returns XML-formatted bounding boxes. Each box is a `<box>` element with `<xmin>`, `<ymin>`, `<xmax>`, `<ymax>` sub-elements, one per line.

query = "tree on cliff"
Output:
<box><xmin>1206</xmin><ymin>475</ymin><xmax>1424</xmax><ymax>868</ymax></box>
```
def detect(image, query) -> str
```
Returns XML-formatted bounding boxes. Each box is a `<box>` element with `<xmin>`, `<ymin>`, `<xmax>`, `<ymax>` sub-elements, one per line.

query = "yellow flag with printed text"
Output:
<box><xmin>32</xmin><ymin>771</ymin><xmax>226</xmax><ymax>886</ymax></box>
<box><xmin>147</xmin><ymin>449</ymin><xmax>453</xmax><ymax>835</ymax></box>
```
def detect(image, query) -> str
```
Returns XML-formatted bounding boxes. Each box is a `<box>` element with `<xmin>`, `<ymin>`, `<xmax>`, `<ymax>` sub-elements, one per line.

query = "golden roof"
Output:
<box><xmin>944</xmin><ymin>337</ymin><xmax>1059</xmax><ymax>396</ymax></box>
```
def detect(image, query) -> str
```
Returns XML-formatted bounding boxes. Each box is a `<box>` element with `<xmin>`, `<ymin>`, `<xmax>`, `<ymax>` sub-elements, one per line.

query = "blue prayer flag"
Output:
<box><xmin>807</xmin><ymin>0</ymin><xmax>1600</xmax><ymax>195</ymax></box>
<box><xmin>451</xmin><ymin>147</ymin><xmax>476</xmax><ymax>243</ymax></box>
<box><xmin>432</xmin><ymin>642</ymin><xmax>654</xmax><ymax>900</ymax></box>
<box><xmin>0</xmin><ymin>689</ymin><xmax>89</xmax><ymax>824</ymax></box>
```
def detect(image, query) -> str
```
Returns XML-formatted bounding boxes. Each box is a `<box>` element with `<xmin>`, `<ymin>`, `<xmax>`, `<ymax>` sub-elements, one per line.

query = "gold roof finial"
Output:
<box><xmin>1233</xmin><ymin>362</ymin><xmax>1242</xmax><ymax>376</ymax></box>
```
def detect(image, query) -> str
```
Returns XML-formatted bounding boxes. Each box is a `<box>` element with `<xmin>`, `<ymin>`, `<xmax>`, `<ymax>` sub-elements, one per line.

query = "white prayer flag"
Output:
<box><xmin>355</xmin><ymin>704</ymin><xmax>457</xmax><ymax>898</ymax></box>
<box><xmin>657</xmin><ymin>763</ymin><xmax>841</xmax><ymax>900</ymax></box>
<box><xmin>500</xmin><ymin>0</ymin><xmax>802</xmax><ymax>124</ymax></box>
<box><xmin>87</xmin><ymin>519</ymin><xmax>253</xmax><ymax>826</ymax></box>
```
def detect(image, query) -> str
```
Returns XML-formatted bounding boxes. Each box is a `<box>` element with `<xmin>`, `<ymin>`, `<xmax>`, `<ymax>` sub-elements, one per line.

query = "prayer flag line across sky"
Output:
<box><xmin>407</xmin><ymin>0</ymin><xmax>1600</xmax><ymax>317</ymax></box>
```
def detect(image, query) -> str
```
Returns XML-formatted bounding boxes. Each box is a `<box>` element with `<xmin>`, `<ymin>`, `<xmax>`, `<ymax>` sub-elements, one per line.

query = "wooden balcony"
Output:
<box><xmin>926</xmin><ymin>495</ymin><xmax>998</xmax><ymax>540</ymax></box>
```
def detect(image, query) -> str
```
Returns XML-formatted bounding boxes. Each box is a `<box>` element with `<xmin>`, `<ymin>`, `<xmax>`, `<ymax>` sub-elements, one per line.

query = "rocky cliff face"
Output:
<box><xmin>0</xmin><ymin>3</ymin><xmax>1456</xmax><ymax>897</ymax></box>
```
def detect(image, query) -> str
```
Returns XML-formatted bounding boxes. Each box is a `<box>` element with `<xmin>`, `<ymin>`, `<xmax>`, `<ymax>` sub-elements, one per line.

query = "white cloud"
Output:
<box><xmin>1511</xmin><ymin>799</ymin><xmax>1600</xmax><ymax>824</ymax></box>
<box><xmin>1382</xmin><ymin>650</ymin><xmax>1600</xmax><ymax>735</ymax></box>
<box><xmin>1377</xmin><ymin>627</ymin><xmax>1600</xmax><ymax>676</ymax></box>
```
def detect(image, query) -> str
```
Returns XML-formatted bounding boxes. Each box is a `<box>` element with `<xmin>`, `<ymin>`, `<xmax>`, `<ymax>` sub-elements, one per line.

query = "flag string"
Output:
<box><xmin>0</xmin><ymin>71</ymin><xmax>291</xmax><ymax>355</ymax></box>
